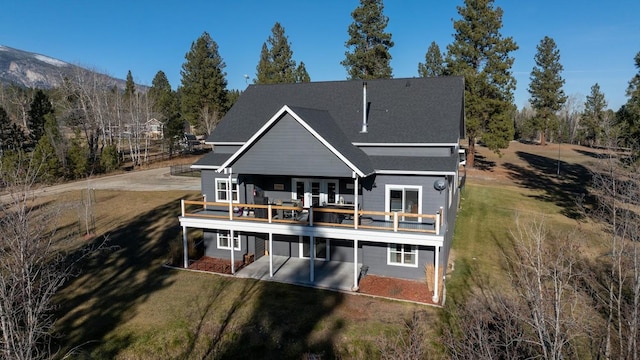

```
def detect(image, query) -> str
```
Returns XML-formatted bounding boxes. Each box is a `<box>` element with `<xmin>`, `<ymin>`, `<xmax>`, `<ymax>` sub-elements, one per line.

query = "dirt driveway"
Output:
<box><xmin>3</xmin><ymin>167</ymin><xmax>201</xmax><ymax>201</ymax></box>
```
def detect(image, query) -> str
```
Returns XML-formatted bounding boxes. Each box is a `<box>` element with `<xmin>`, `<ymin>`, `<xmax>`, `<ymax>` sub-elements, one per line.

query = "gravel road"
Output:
<box><xmin>3</xmin><ymin>167</ymin><xmax>201</xmax><ymax>201</ymax></box>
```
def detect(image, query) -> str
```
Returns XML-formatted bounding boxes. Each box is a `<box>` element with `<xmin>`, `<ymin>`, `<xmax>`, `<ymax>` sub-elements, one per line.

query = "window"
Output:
<box><xmin>388</xmin><ymin>244</ymin><xmax>418</xmax><ymax>267</ymax></box>
<box><xmin>385</xmin><ymin>185</ymin><xmax>421</xmax><ymax>221</ymax></box>
<box><xmin>215</xmin><ymin>178</ymin><xmax>239</xmax><ymax>203</ymax></box>
<box><xmin>217</xmin><ymin>231</ymin><xmax>240</xmax><ymax>250</ymax></box>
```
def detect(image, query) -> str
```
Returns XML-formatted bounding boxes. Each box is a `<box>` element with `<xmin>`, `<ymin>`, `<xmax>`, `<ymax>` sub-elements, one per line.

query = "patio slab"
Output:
<box><xmin>235</xmin><ymin>255</ymin><xmax>360</xmax><ymax>292</ymax></box>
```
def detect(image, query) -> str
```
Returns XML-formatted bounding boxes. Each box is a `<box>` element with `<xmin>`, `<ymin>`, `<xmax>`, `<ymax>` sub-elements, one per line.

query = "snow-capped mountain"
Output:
<box><xmin>0</xmin><ymin>45</ymin><xmax>129</xmax><ymax>89</ymax></box>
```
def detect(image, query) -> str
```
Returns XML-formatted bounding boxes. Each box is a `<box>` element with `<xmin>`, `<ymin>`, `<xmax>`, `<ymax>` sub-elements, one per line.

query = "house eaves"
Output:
<box><xmin>217</xmin><ymin>105</ymin><xmax>375</xmax><ymax>177</ymax></box>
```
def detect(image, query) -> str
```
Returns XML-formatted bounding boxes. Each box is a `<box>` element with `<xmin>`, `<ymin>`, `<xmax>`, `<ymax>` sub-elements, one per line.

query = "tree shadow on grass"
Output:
<box><xmin>53</xmin><ymin>197</ymin><xmax>187</xmax><ymax>357</ymax></box>
<box><xmin>213</xmin><ymin>261</ymin><xmax>347</xmax><ymax>359</ymax></box>
<box><xmin>502</xmin><ymin>151</ymin><xmax>595</xmax><ymax>219</ymax></box>
<box><xmin>473</xmin><ymin>152</ymin><xmax>497</xmax><ymax>172</ymax></box>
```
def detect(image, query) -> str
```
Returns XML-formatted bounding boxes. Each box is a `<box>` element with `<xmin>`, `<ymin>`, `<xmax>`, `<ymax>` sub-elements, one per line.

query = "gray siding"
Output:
<box><xmin>361</xmin><ymin>174</ymin><xmax>447</xmax><ymax>219</ymax></box>
<box><xmin>271</xmin><ymin>234</ymin><xmax>300</xmax><ymax>257</ymax></box>
<box><xmin>361</xmin><ymin>242</ymin><xmax>434</xmax><ymax>280</ymax></box>
<box><xmin>203</xmin><ymin>230</ymin><xmax>248</xmax><ymax>260</ymax></box>
<box><xmin>230</xmin><ymin>114</ymin><xmax>353</xmax><ymax>177</ymax></box>
<box><xmin>360</xmin><ymin>146</ymin><xmax>452</xmax><ymax>157</ymax></box>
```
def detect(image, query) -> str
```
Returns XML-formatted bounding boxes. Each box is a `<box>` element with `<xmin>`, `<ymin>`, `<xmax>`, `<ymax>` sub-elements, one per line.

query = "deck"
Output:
<box><xmin>180</xmin><ymin>200</ymin><xmax>443</xmax><ymax>235</ymax></box>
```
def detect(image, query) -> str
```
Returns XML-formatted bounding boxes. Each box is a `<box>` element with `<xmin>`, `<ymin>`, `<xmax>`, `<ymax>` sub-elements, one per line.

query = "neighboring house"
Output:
<box><xmin>178</xmin><ymin>77</ymin><xmax>465</xmax><ymax>303</ymax></box>
<box><xmin>144</xmin><ymin>118</ymin><xmax>164</xmax><ymax>139</ymax></box>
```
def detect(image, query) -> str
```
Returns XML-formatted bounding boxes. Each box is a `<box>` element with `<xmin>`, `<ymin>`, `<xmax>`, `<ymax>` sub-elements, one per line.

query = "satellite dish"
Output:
<box><xmin>434</xmin><ymin>179</ymin><xmax>447</xmax><ymax>191</ymax></box>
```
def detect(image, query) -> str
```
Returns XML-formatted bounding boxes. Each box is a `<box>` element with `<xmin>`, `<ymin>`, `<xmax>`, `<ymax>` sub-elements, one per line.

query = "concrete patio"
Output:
<box><xmin>235</xmin><ymin>255</ymin><xmax>361</xmax><ymax>292</ymax></box>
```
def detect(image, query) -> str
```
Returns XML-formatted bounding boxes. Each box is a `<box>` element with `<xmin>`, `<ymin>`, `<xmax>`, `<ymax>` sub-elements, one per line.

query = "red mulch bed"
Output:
<box><xmin>358</xmin><ymin>275</ymin><xmax>435</xmax><ymax>305</ymax></box>
<box><xmin>187</xmin><ymin>257</ymin><xmax>436</xmax><ymax>305</ymax></box>
<box><xmin>188</xmin><ymin>256</ymin><xmax>245</xmax><ymax>274</ymax></box>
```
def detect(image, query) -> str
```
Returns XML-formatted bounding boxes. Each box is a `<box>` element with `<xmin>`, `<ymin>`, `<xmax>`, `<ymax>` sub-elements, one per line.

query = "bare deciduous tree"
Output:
<box><xmin>0</xmin><ymin>153</ymin><xmax>105</xmax><ymax>359</ymax></box>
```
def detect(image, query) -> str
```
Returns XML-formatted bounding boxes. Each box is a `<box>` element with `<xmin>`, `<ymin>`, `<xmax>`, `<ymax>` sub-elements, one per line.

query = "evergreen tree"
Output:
<box><xmin>616</xmin><ymin>51</ymin><xmax>640</xmax><ymax>149</ymax></box>
<box><xmin>27</xmin><ymin>89</ymin><xmax>54</xmax><ymax>143</ymax></box>
<box><xmin>418</xmin><ymin>41</ymin><xmax>445</xmax><ymax>77</ymax></box>
<box><xmin>528</xmin><ymin>36</ymin><xmax>567</xmax><ymax>146</ymax></box>
<box><xmin>150</xmin><ymin>70</ymin><xmax>183</xmax><ymax>157</ymax></box>
<box><xmin>581</xmin><ymin>83</ymin><xmax>608</xmax><ymax>147</ymax></box>
<box><xmin>0</xmin><ymin>106</ymin><xmax>26</xmax><ymax>153</ymax></box>
<box><xmin>180</xmin><ymin>32</ymin><xmax>229</xmax><ymax>135</ymax></box>
<box><xmin>149</xmin><ymin>70</ymin><xmax>175</xmax><ymax>121</ymax></box>
<box><xmin>255</xmin><ymin>22</ymin><xmax>307</xmax><ymax>84</ymax></box>
<box><xmin>124</xmin><ymin>70</ymin><xmax>136</xmax><ymax>101</ymax></box>
<box><xmin>295</xmin><ymin>61</ymin><xmax>311</xmax><ymax>83</ymax></box>
<box><xmin>446</xmin><ymin>0</ymin><xmax>518</xmax><ymax>167</ymax></box>
<box><xmin>341</xmin><ymin>0</ymin><xmax>394</xmax><ymax>80</ymax></box>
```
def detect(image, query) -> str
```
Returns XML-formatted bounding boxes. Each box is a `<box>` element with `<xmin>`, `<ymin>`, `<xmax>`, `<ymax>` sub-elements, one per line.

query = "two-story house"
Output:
<box><xmin>178</xmin><ymin>76</ymin><xmax>465</xmax><ymax>303</ymax></box>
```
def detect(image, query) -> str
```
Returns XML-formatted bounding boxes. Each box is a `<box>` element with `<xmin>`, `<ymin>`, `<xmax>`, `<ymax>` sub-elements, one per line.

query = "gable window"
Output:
<box><xmin>388</xmin><ymin>244</ymin><xmax>418</xmax><ymax>267</ymax></box>
<box><xmin>385</xmin><ymin>185</ymin><xmax>421</xmax><ymax>221</ymax></box>
<box><xmin>217</xmin><ymin>231</ymin><xmax>240</xmax><ymax>250</ymax></box>
<box><xmin>215</xmin><ymin>178</ymin><xmax>239</xmax><ymax>203</ymax></box>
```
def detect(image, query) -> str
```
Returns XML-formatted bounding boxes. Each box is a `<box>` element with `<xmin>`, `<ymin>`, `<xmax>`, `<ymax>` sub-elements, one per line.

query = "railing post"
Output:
<box><xmin>435</xmin><ymin>212</ymin><xmax>441</xmax><ymax>235</ymax></box>
<box><xmin>393</xmin><ymin>212</ymin><xmax>398</xmax><ymax>232</ymax></box>
<box><xmin>309</xmin><ymin>207</ymin><xmax>314</xmax><ymax>226</ymax></box>
<box><xmin>181</xmin><ymin>199</ymin><xmax>185</xmax><ymax>217</ymax></box>
<box><xmin>268</xmin><ymin>204</ymin><xmax>272</xmax><ymax>223</ymax></box>
<box><xmin>203</xmin><ymin>194</ymin><xmax>207</xmax><ymax>210</ymax></box>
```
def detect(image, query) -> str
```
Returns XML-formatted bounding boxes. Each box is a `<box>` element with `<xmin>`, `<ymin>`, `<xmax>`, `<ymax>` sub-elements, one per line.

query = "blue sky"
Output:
<box><xmin>1</xmin><ymin>1</ymin><xmax>639</xmax><ymax>110</ymax></box>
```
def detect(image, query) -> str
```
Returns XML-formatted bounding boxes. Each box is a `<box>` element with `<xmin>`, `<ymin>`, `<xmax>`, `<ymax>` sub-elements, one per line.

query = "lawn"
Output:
<box><xmin>48</xmin><ymin>190</ymin><xmax>430</xmax><ymax>359</ymax></box>
<box><xmin>43</xmin><ymin>141</ymin><xmax>606</xmax><ymax>359</ymax></box>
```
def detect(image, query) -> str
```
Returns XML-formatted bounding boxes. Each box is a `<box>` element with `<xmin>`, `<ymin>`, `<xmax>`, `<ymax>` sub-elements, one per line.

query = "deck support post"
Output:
<box><xmin>230</xmin><ymin>229</ymin><xmax>235</xmax><ymax>275</ymax></box>
<box><xmin>269</xmin><ymin>232</ymin><xmax>273</xmax><ymax>277</ymax></box>
<box><xmin>353</xmin><ymin>174</ymin><xmax>359</xmax><ymax>229</ymax></box>
<box><xmin>352</xmin><ymin>239</ymin><xmax>359</xmax><ymax>291</ymax></box>
<box><xmin>309</xmin><ymin>236</ymin><xmax>315</xmax><ymax>282</ymax></box>
<box><xmin>432</xmin><ymin>245</ymin><xmax>440</xmax><ymax>303</ymax></box>
<box><xmin>182</xmin><ymin>226</ymin><xmax>189</xmax><ymax>269</ymax></box>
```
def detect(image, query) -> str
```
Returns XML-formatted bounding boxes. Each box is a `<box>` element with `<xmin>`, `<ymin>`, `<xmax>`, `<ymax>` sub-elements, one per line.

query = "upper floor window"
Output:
<box><xmin>385</xmin><ymin>185</ymin><xmax>421</xmax><ymax>221</ymax></box>
<box><xmin>216</xmin><ymin>178</ymin><xmax>239</xmax><ymax>203</ymax></box>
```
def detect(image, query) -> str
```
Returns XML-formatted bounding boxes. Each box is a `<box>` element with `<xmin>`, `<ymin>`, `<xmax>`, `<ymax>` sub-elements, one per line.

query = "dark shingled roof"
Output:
<box><xmin>191</xmin><ymin>152</ymin><xmax>232</xmax><ymax>168</ymax></box>
<box><xmin>369</xmin><ymin>155</ymin><xmax>459</xmax><ymax>173</ymax></box>
<box><xmin>208</xmin><ymin>76</ymin><xmax>464</xmax><ymax>144</ymax></box>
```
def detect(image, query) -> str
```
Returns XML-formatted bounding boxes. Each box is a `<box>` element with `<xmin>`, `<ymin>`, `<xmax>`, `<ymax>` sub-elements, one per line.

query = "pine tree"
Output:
<box><xmin>150</xmin><ymin>70</ymin><xmax>183</xmax><ymax>156</ymax></box>
<box><xmin>528</xmin><ymin>36</ymin><xmax>567</xmax><ymax>146</ymax></box>
<box><xmin>341</xmin><ymin>0</ymin><xmax>394</xmax><ymax>80</ymax></box>
<box><xmin>616</xmin><ymin>51</ymin><xmax>640</xmax><ymax>149</ymax></box>
<box><xmin>124</xmin><ymin>70</ymin><xmax>136</xmax><ymax>102</ymax></box>
<box><xmin>180</xmin><ymin>32</ymin><xmax>229</xmax><ymax>135</ymax></box>
<box><xmin>27</xmin><ymin>89</ymin><xmax>54</xmax><ymax>143</ymax></box>
<box><xmin>418</xmin><ymin>41</ymin><xmax>445</xmax><ymax>77</ymax></box>
<box><xmin>581</xmin><ymin>83</ymin><xmax>608</xmax><ymax>147</ymax></box>
<box><xmin>149</xmin><ymin>71</ymin><xmax>175</xmax><ymax>121</ymax></box>
<box><xmin>295</xmin><ymin>62</ymin><xmax>311</xmax><ymax>83</ymax></box>
<box><xmin>446</xmin><ymin>0</ymin><xmax>518</xmax><ymax>167</ymax></box>
<box><xmin>0</xmin><ymin>106</ymin><xmax>26</xmax><ymax>153</ymax></box>
<box><xmin>255</xmin><ymin>22</ymin><xmax>307</xmax><ymax>84</ymax></box>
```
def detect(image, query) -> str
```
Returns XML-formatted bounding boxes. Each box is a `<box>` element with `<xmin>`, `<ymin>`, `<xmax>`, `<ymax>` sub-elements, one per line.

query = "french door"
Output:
<box><xmin>293</xmin><ymin>178</ymin><xmax>338</xmax><ymax>207</ymax></box>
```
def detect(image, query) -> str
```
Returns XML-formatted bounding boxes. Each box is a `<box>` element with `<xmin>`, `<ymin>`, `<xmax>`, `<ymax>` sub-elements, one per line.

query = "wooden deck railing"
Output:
<box><xmin>181</xmin><ymin>200</ymin><xmax>442</xmax><ymax>235</ymax></box>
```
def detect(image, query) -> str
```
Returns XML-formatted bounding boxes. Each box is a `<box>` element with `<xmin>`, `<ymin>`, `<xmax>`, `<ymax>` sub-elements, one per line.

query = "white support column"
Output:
<box><xmin>432</xmin><ymin>246</ymin><xmax>440</xmax><ymax>303</ymax></box>
<box><xmin>230</xmin><ymin>229</ymin><xmax>235</xmax><ymax>275</ymax></box>
<box><xmin>269</xmin><ymin>233</ymin><xmax>273</xmax><ymax>277</ymax></box>
<box><xmin>227</xmin><ymin>170</ymin><xmax>233</xmax><ymax>220</ymax></box>
<box><xmin>353</xmin><ymin>175</ymin><xmax>359</xmax><ymax>229</ymax></box>
<box><xmin>353</xmin><ymin>239</ymin><xmax>359</xmax><ymax>291</ymax></box>
<box><xmin>182</xmin><ymin>226</ymin><xmax>189</xmax><ymax>268</ymax></box>
<box><xmin>309</xmin><ymin>236</ymin><xmax>315</xmax><ymax>282</ymax></box>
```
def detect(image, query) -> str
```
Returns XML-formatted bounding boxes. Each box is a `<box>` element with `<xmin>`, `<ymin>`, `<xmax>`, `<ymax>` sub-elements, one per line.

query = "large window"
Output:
<box><xmin>385</xmin><ymin>185</ymin><xmax>421</xmax><ymax>221</ymax></box>
<box><xmin>217</xmin><ymin>231</ymin><xmax>240</xmax><ymax>250</ymax></box>
<box><xmin>387</xmin><ymin>244</ymin><xmax>418</xmax><ymax>267</ymax></box>
<box><xmin>215</xmin><ymin>178</ymin><xmax>239</xmax><ymax>203</ymax></box>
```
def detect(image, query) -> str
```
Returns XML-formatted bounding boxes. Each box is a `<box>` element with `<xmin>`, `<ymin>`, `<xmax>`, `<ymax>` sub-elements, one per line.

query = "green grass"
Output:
<box><xmin>45</xmin><ymin>142</ymin><xmax>606</xmax><ymax>359</ymax></box>
<box><xmin>49</xmin><ymin>190</ymin><xmax>428</xmax><ymax>360</ymax></box>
